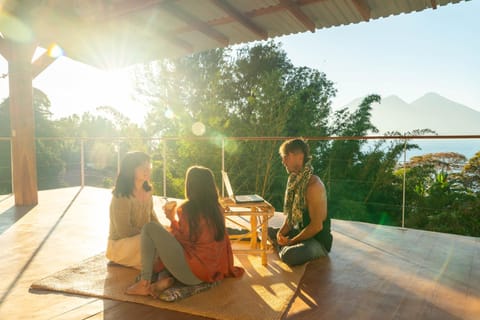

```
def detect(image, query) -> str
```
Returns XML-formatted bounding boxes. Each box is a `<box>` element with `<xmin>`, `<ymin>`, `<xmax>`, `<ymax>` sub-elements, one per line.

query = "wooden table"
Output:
<box><xmin>221</xmin><ymin>198</ymin><xmax>275</xmax><ymax>266</ymax></box>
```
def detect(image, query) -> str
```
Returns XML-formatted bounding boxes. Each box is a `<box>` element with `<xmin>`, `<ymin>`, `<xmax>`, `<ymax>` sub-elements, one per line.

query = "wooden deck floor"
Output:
<box><xmin>0</xmin><ymin>186</ymin><xmax>478</xmax><ymax>319</ymax></box>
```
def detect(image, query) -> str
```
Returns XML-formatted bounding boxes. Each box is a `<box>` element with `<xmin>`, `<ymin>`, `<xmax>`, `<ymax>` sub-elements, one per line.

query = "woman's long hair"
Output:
<box><xmin>112</xmin><ymin>151</ymin><xmax>152</xmax><ymax>197</ymax></box>
<box><xmin>183</xmin><ymin>166</ymin><xmax>225</xmax><ymax>242</ymax></box>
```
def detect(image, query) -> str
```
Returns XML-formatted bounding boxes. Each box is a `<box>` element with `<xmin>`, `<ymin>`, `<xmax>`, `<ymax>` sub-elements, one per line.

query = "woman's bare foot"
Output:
<box><xmin>150</xmin><ymin>276</ymin><xmax>175</xmax><ymax>298</ymax></box>
<box><xmin>125</xmin><ymin>279</ymin><xmax>151</xmax><ymax>296</ymax></box>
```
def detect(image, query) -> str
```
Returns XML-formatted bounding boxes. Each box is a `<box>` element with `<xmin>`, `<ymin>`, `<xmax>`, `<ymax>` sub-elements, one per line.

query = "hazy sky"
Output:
<box><xmin>1</xmin><ymin>0</ymin><xmax>479</xmax><ymax>125</ymax></box>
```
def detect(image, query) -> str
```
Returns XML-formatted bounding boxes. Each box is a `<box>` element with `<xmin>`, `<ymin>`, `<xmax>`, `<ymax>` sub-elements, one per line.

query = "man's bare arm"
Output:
<box><xmin>277</xmin><ymin>216</ymin><xmax>292</xmax><ymax>245</ymax></box>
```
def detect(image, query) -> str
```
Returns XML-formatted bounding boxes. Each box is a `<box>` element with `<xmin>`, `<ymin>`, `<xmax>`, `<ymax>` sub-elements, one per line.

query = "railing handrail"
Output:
<box><xmin>1</xmin><ymin>134</ymin><xmax>477</xmax><ymax>141</ymax></box>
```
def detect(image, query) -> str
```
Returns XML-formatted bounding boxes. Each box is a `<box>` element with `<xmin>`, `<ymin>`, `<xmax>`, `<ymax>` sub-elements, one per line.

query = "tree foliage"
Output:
<box><xmin>133</xmin><ymin>41</ymin><xmax>337</xmax><ymax>203</ymax></box>
<box><xmin>399</xmin><ymin>151</ymin><xmax>479</xmax><ymax>236</ymax></box>
<box><xmin>462</xmin><ymin>151</ymin><xmax>480</xmax><ymax>192</ymax></box>
<box><xmin>0</xmin><ymin>88</ymin><xmax>65</xmax><ymax>191</ymax></box>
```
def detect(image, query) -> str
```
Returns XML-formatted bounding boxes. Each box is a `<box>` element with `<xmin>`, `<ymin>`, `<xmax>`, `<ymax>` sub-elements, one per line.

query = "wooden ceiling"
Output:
<box><xmin>0</xmin><ymin>0</ymin><xmax>470</xmax><ymax>207</ymax></box>
<box><xmin>0</xmin><ymin>0</ymin><xmax>467</xmax><ymax>68</ymax></box>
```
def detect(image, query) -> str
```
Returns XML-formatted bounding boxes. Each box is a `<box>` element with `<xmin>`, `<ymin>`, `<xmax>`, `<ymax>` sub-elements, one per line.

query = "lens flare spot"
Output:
<box><xmin>47</xmin><ymin>43</ymin><xmax>64</xmax><ymax>58</ymax></box>
<box><xmin>192</xmin><ymin>122</ymin><xmax>206</xmax><ymax>136</ymax></box>
<box><xmin>220</xmin><ymin>137</ymin><xmax>239</xmax><ymax>154</ymax></box>
<box><xmin>165</xmin><ymin>109</ymin><xmax>174</xmax><ymax>119</ymax></box>
<box><xmin>209</xmin><ymin>132</ymin><xmax>225</xmax><ymax>148</ymax></box>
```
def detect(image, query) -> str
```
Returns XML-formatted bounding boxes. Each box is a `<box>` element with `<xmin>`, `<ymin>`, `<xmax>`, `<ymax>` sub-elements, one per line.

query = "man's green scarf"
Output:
<box><xmin>283</xmin><ymin>160</ymin><xmax>313</xmax><ymax>227</ymax></box>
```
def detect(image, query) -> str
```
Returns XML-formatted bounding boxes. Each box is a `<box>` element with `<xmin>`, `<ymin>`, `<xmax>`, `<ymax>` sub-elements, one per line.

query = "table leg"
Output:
<box><xmin>250</xmin><ymin>208</ymin><xmax>257</xmax><ymax>249</ymax></box>
<box><xmin>261</xmin><ymin>215</ymin><xmax>268</xmax><ymax>266</ymax></box>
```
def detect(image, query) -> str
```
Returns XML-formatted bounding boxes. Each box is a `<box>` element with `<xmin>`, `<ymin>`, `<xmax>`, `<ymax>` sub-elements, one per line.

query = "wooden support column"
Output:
<box><xmin>7</xmin><ymin>41</ymin><xmax>38</xmax><ymax>206</ymax></box>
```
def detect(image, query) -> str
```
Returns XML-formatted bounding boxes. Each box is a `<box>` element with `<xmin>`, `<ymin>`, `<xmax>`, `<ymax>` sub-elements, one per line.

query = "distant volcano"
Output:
<box><xmin>344</xmin><ymin>93</ymin><xmax>480</xmax><ymax>135</ymax></box>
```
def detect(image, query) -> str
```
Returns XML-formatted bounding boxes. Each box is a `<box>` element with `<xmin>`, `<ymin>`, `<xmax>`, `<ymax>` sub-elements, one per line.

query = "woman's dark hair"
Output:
<box><xmin>112</xmin><ymin>151</ymin><xmax>152</xmax><ymax>197</ymax></box>
<box><xmin>182</xmin><ymin>166</ymin><xmax>225</xmax><ymax>242</ymax></box>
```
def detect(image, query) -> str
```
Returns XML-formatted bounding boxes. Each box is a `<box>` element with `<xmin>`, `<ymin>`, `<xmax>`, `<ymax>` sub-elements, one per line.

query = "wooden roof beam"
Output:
<box><xmin>278</xmin><ymin>0</ymin><xmax>316</xmax><ymax>32</ymax></box>
<box><xmin>32</xmin><ymin>51</ymin><xmax>57</xmax><ymax>79</ymax></box>
<box><xmin>211</xmin><ymin>0</ymin><xmax>268</xmax><ymax>40</ymax></box>
<box><xmin>352</xmin><ymin>0</ymin><xmax>372</xmax><ymax>21</ymax></box>
<box><xmin>162</xmin><ymin>2</ymin><xmax>229</xmax><ymax>46</ymax></box>
<box><xmin>351</xmin><ymin>0</ymin><xmax>371</xmax><ymax>21</ymax></box>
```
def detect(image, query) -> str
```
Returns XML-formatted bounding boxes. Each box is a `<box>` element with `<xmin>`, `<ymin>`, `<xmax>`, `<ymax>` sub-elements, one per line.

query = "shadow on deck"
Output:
<box><xmin>0</xmin><ymin>187</ymin><xmax>478</xmax><ymax>319</ymax></box>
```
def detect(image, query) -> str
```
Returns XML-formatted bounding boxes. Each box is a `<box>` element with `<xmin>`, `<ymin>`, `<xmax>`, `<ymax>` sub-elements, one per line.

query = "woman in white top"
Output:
<box><xmin>106</xmin><ymin>151</ymin><xmax>159</xmax><ymax>269</ymax></box>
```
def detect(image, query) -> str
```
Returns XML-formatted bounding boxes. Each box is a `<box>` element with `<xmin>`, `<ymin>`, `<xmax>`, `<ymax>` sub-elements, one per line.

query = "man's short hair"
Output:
<box><xmin>279</xmin><ymin>138</ymin><xmax>312</xmax><ymax>164</ymax></box>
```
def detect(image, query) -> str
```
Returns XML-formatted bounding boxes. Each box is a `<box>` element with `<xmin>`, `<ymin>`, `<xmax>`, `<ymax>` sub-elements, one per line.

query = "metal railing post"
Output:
<box><xmin>9</xmin><ymin>137</ymin><xmax>14</xmax><ymax>193</ymax></box>
<box><xmin>221</xmin><ymin>138</ymin><xmax>225</xmax><ymax>198</ymax></box>
<box><xmin>80</xmin><ymin>139</ymin><xmax>85</xmax><ymax>187</ymax></box>
<box><xmin>163</xmin><ymin>139</ymin><xmax>167</xmax><ymax>198</ymax></box>
<box><xmin>401</xmin><ymin>137</ymin><xmax>407</xmax><ymax>229</ymax></box>
<box><xmin>116</xmin><ymin>143</ymin><xmax>120</xmax><ymax>176</ymax></box>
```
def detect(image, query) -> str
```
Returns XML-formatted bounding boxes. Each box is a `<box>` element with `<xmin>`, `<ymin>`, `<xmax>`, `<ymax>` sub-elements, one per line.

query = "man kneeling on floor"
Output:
<box><xmin>269</xmin><ymin>138</ymin><xmax>333</xmax><ymax>266</ymax></box>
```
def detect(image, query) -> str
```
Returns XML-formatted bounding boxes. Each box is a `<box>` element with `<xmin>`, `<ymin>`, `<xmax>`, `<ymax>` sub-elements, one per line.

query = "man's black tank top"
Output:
<box><xmin>301</xmin><ymin>208</ymin><xmax>333</xmax><ymax>252</ymax></box>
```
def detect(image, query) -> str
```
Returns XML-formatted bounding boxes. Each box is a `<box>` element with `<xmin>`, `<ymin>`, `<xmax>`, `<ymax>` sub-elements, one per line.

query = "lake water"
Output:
<box><xmin>404</xmin><ymin>139</ymin><xmax>479</xmax><ymax>161</ymax></box>
<box><xmin>362</xmin><ymin>139</ymin><xmax>480</xmax><ymax>163</ymax></box>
